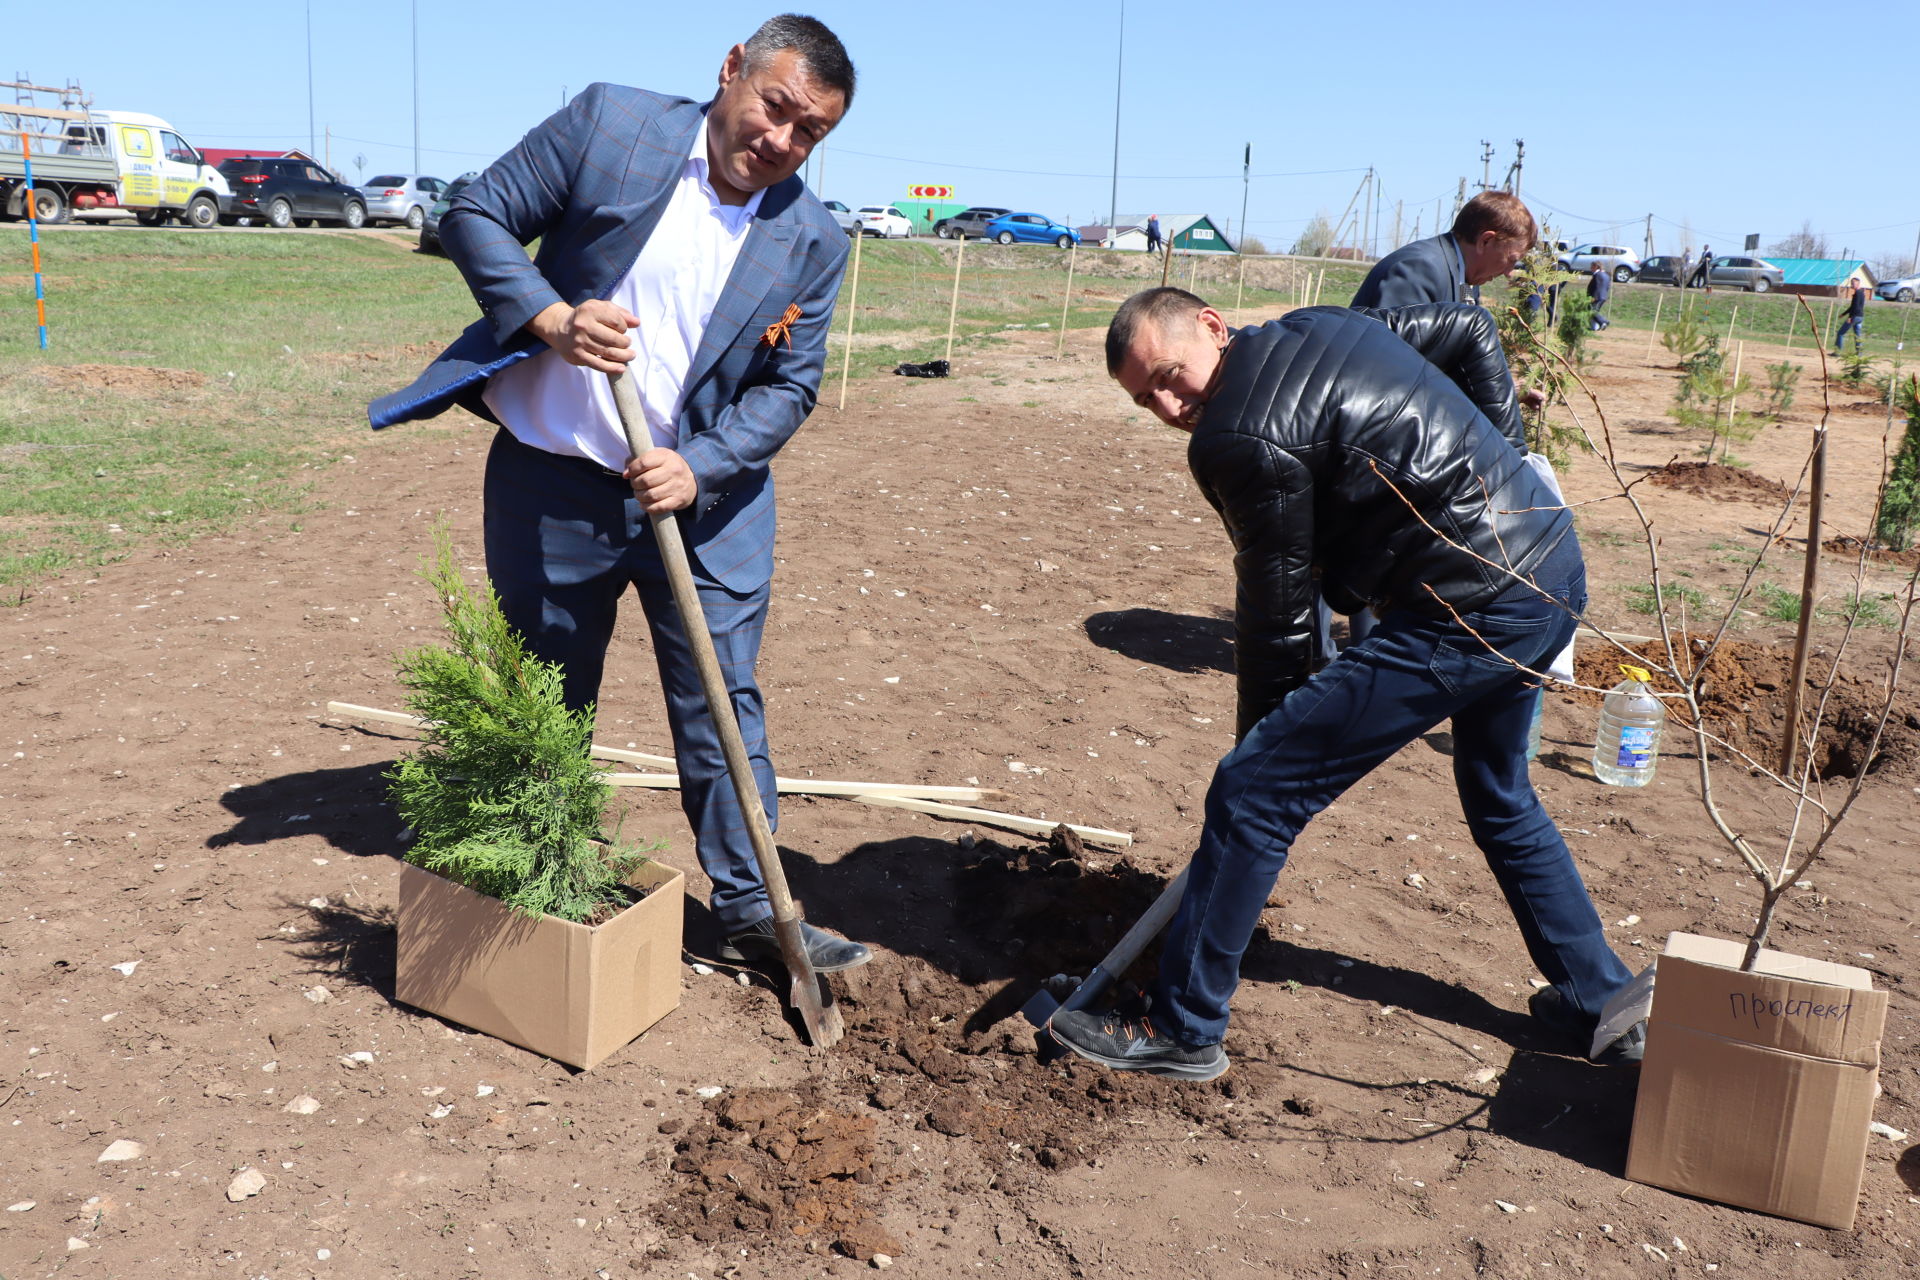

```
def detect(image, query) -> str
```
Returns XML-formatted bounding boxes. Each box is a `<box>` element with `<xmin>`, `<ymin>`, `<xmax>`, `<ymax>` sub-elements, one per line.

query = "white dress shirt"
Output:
<box><xmin>482</xmin><ymin>117</ymin><xmax>763</xmax><ymax>470</ymax></box>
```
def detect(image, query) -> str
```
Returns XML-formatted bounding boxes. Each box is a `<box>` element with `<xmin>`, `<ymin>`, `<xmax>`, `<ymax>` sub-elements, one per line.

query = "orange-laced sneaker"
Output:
<box><xmin>1047</xmin><ymin>1006</ymin><xmax>1228</xmax><ymax>1080</ymax></box>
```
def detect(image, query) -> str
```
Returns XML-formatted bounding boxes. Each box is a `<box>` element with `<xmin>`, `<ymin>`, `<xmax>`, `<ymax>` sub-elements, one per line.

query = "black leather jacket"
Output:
<box><xmin>1187</xmin><ymin>303</ymin><xmax>1574</xmax><ymax>737</ymax></box>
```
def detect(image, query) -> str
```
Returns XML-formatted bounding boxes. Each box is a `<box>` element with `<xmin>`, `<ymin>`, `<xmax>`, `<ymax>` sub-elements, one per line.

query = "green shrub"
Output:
<box><xmin>1875</xmin><ymin>375</ymin><xmax>1920</xmax><ymax>551</ymax></box>
<box><xmin>386</xmin><ymin>527</ymin><xmax>655</xmax><ymax>923</ymax></box>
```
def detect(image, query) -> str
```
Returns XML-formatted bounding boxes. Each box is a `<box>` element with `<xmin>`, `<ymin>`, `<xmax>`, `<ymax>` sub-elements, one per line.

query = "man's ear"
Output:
<box><xmin>718</xmin><ymin>44</ymin><xmax>746</xmax><ymax>90</ymax></box>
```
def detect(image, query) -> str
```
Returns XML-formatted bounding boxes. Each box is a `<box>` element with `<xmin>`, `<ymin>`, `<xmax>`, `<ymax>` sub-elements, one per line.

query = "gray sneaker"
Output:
<box><xmin>1047</xmin><ymin>1006</ymin><xmax>1228</xmax><ymax>1080</ymax></box>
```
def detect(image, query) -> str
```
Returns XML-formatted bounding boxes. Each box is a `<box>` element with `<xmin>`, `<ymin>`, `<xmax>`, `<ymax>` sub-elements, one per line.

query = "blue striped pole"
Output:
<box><xmin>19</xmin><ymin>130</ymin><xmax>49</xmax><ymax>349</ymax></box>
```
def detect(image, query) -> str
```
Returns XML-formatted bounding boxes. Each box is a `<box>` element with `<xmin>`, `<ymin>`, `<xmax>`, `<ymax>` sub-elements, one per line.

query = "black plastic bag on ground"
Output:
<box><xmin>893</xmin><ymin>359</ymin><xmax>950</xmax><ymax>378</ymax></box>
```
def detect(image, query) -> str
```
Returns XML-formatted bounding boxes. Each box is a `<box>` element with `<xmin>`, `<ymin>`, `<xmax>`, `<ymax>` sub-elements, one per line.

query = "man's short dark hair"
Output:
<box><xmin>1451</xmin><ymin>191</ymin><xmax>1535</xmax><ymax>246</ymax></box>
<box><xmin>744</xmin><ymin>14</ymin><xmax>857</xmax><ymax>108</ymax></box>
<box><xmin>1106</xmin><ymin>287</ymin><xmax>1209</xmax><ymax>375</ymax></box>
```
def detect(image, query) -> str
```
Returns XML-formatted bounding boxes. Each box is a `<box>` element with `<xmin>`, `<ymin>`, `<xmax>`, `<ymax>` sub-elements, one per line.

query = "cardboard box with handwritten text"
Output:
<box><xmin>1625</xmin><ymin>932</ymin><xmax>1887</xmax><ymax>1229</ymax></box>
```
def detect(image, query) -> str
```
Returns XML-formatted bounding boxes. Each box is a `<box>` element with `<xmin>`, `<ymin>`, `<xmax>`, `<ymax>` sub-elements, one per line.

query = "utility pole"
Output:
<box><xmin>1911</xmin><ymin>223</ymin><xmax>1920</xmax><ymax>275</ymax></box>
<box><xmin>1392</xmin><ymin>199</ymin><xmax>1402</xmax><ymax>251</ymax></box>
<box><xmin>1478</xmin><ymin>140</ymin><xmax>1493</xmax><ymax>191</ymax></box>
<box><xmin>305</xmin><ymin>0</ymin><xmax>316</xmax><ymax>158</ymax></box>
<box><xmin>1237</xmin><ymin>141</ymin><xmax>1250</xmax><ymax>256</ymax></box>
<box><xmin>1645</xmin><ymin>213</ymin><xmax>1655</xmax><ymax>260</ymax></box>
<box><xmin>1372</xmin><ymin>171</ymin><xmax>1382</xmax><ymax>258</ymax></box>
<box><xmin>1510</xmin><ymin>138</ymin><xmax>1525</xmax><ymax>199</ymax></box>
<box><xmin>1108</xmin><ymin>0</ymin><xmax>1125</xmax><ymax>231</ymax></box>
<box><xmin>1453</xmin><ymin>178</ymin><xmax>1465</xmax><ymax>220</ymax></box>
<box><xmin>410</xmin><ymin>0</ymin><xmax>420</xmax><ymax>173</ymax></box>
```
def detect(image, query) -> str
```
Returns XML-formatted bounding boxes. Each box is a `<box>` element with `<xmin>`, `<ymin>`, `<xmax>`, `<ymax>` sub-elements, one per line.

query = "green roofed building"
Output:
<box><xmin>1766</xmin><ymin>258</ymin><xmax>1877</xmax><ymax>297</ymax></box>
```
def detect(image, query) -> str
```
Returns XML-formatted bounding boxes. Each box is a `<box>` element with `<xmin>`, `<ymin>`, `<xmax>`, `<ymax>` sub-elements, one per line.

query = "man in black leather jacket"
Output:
<box><xmin>1047</xmin><ymin>288</ymin><xmax>1640</xmax><ymax>1080</ymax></box>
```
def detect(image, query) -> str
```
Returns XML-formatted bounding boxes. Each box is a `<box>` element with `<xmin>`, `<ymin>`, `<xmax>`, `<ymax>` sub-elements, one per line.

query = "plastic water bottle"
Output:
<box><xmin>1593</xmin><ymin>664</ymin><xmax>1665</xmax><ymax>786</ymax></box>
<box><xmin>1524</xmin><ymin>687</ymin><xmax>1547</xmax><ymax>761</ymax></box>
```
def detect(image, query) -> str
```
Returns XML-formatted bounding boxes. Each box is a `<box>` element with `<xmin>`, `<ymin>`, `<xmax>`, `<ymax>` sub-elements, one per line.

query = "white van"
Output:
<box><xmin>79</xmin><ymin>111</ymin><xmax>232</xmax><ymax>227</ymax></box>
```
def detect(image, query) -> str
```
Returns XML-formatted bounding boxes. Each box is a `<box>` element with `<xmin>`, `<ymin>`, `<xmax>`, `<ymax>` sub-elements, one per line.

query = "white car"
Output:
<box><xmin>1556</xmin><ymin>243</ymin><xmax>1642</xmax><ymax>282</ymax></box>
<box><xmin>854</xmin><ymin>205</ymin><xmax>911</xmax><ymax>239</ymax></box>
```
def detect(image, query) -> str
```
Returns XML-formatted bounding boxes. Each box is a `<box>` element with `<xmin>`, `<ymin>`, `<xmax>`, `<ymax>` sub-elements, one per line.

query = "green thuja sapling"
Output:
<box><xmin>387</xmin><ymin>526</ymin><xmax>656</xmax><ymax>923</ymax></box>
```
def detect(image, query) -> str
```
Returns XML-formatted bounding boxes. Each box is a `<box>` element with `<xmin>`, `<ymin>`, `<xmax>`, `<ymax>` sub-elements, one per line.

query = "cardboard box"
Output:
<box><xmin>395</xmin><ymin>859</ymin><xmax>684</xmax><ymax>1071</ymax></box>
<box><xmin>1626</xmin><ymin>931</ymin><xmax>1887</xmax><ymax>1229</ymax></box>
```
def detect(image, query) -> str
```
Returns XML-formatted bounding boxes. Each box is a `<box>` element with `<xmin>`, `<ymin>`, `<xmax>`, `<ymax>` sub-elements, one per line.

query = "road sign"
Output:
<box><xmin>908</xmin><ymin>184</ymin><xmax>954</xmax><ymax>200</ymax></box>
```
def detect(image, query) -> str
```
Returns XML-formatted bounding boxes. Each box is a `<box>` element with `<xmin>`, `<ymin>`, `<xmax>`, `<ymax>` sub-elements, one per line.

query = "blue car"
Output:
<box><xmin>981</xmin><ymin>212</ymin><xmax>1079</xmax><ymax>249</ymax></box>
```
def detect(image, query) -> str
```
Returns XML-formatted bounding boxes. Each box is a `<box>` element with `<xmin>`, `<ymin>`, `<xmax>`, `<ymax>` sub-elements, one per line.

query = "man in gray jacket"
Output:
<box><xmin>1351</xmin><ymin>190</ymin><xmax>1535</xmax><ymax>308</ymax></box>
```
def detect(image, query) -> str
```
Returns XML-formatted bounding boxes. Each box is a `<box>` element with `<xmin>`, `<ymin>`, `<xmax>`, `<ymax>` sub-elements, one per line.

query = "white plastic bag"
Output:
<box><xmin>1591</xmin><ymin>958</ymin><xmax>1657</xmax><ymax>1060</ymax></box>
<box><xmin>1522</xmin><ymin>451</ymin><xmax>1577</xmax><ymax>684</ymax></box>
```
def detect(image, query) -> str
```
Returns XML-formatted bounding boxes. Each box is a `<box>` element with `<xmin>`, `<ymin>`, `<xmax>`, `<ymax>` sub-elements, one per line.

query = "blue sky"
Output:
<box><xmin>19</xmin><ymin>2</ymin><xmax>1920</xmax><ymax>267</ymax></box>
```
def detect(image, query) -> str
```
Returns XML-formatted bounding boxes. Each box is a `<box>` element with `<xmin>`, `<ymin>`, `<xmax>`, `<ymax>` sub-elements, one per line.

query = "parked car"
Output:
<box><xmin>933</xmin><ymin>206</ymin><xmax>1010</xmax><ymax>240</ymax></box>
<box><xmin>417</xmin><ymin>171</ymin><xmax>477</xmax><ymax>254</ymax></box>
<box><xmin>1636</xmin><ymin>255</ymin><xmax>1683</xmax><ymax>286</ymax></box>
<box><xmin>821</xmin><ymin>199</ymin><xmax>863</xmax><ymax>236</ymax></box>
<box><xmin>1556</xmin><ymin>243</ymin><xmax>1641</xmax><ymax>281</ymax></box>
<box><xmin>1876</xmin><ymin>273</ymin><xmax>1919</xmax><ymax>303</ymax></box>
<box><xmin>981</xmin><ymin>212</ymin><xmax>1079</xmax><ymax>249</ymax></box>
<box><xmin>1706</xmin><ymin>255</ymin><xmax>1784</xmax><ymax>293</ymax></box>
<box><xmin>853</xmin><ymin>205</ymin><xmax>911</xmax><ymax>238</ymax></box>
<box><xmin>218</xmin><ymin>157</ymin><xmax>366</xmax><ymax>228</ymax></box>
<box><xmin>360</xmin><ymin>174</ymin><xmax>445</xmax><ymax>229</ymax></box>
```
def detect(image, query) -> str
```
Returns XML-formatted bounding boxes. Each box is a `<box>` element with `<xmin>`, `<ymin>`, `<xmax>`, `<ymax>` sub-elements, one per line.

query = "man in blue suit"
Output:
<box><xmin>369</xmin><ymin>15</ymin><xmax>870</xmax><ymax>972</ymax></box>
<box><xmin>1350</xmin><ymin>190</ymin><xmax>1535</xmax><ymax>309</ymax></box>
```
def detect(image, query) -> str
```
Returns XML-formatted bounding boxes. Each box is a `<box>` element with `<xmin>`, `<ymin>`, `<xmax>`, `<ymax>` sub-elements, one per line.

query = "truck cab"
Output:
<box><xmin>70</xmin><ymin>111</ymin><xmax>231</xmax><ymax>227</ymax></box>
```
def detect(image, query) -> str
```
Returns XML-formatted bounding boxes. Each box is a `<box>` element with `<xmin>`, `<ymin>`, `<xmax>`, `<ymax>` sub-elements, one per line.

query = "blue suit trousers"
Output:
<box><xmin>482</xmin><ymin>429</ymin><xmax>777</xmax><ymax>933</ymax></box>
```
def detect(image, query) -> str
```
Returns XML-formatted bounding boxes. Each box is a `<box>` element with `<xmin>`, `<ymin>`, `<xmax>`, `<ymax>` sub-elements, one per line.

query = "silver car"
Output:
<box><xmin>1556</xmin><ymin>243</ymin><xmax>1642</xmax><ymax>282</ymax></box>
<box><xmin>1705</xmin><ymin>255</ymin><xmax>1785</xmax><ymax>293</ymax></box>
<box><xmin>361</xmin><ymin>174</ymin><xmax>445</xmax><ymax>229</ymax></box>
<box><xmin>1876</xmin><ymin>273</ymin><xmax>1919</xmax><ymax>303</ymax></box>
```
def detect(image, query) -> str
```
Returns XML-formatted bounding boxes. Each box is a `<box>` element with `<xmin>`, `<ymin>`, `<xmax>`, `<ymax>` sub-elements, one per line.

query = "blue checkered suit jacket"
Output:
<box><xmin>367</xmin><ymin>83</ymin><xmax>850</xmax><ymax>592</ymax></box>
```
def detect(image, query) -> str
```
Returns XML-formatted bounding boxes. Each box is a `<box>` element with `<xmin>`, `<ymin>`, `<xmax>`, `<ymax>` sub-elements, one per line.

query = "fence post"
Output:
<box><xmin>20</xmin><ymin>130</ymin><xmax>49</xmax><ymax>350</ymax></box>
<box><xmin>836</xmin><ymin>229</ymin><xmax>862</xmax><ymax>411</ymax></box>
<box><xmin>943</xmin><ymin>236</ymin><xmax>965</xmax><ymax>364</ymax></box>
<box><xmin>1056</xmin><ymin>242</ymin><xmax>1077</xmax><ymax>358</ymax></box>
<box><xmin>1646</xmin><ymin>294</ymin><xmax>1663</xmax><ymax>364</ymax></box>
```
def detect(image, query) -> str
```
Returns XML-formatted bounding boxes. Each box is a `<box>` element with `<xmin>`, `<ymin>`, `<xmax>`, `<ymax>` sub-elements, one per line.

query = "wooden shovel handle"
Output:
<box><xmin>603</xmin><ymin>373</ymin><xmax>810</xmax><ymax>943</ymax></box>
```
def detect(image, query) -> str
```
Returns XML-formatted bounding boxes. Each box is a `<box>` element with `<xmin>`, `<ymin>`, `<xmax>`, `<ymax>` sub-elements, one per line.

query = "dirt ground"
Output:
<box><xmin>3</xmin><ymin>310</ymin><xmax>1919</xmax><ymax>1280</ymax></box>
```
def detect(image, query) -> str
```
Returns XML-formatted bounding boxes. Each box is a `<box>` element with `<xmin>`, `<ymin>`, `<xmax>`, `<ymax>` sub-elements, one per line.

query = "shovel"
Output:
<box><xmin>606</xmin><ymin>370</ymin><xmax>844</xmax><ymax>1049</ymax></box>
<box><xmin>1021</xmin><ymin>865</ymin><xmax>1189</xmax><ymax>1060</ymax></box>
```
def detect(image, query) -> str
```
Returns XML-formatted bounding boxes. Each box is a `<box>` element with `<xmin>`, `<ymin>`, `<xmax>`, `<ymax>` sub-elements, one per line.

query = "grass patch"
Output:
<box><xmin>1625</xmin><ymin>582</ymin><xmax>1710</xmax><ymax>616</ymax></box>
<box><xmin>1756</xmin><ymin>581</ymin><xmax>1802</xmax><ymax>621</ymax></box>
<box><xmin>0</xmin><ymin>227</ymin><xmax>473</xmax><ymax>596</ymax></box>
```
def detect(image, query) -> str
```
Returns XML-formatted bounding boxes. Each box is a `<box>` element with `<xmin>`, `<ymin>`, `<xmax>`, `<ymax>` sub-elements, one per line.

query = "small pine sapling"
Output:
<box><xmin>1763</xmin><ymin>361</ymin><xmax>1800</xmax><ymax>418</ymax></box>
<box><xmin>387</xmin><ymin>528</ymin><xmax>655</xmax><ymax>923</ymax></box>
<box><xmin>1875</xmin><ymin>376</ymin><xmax>1920</xmax><ymax>552</ymax></box>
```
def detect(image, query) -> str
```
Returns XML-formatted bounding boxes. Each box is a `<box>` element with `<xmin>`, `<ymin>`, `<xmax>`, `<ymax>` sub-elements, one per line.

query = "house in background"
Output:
<box><xmin>197</xmin><ymin>147</ymin><xmax>323</xmax><ymax>170</ymax></box>
<box><xmin>1082</xmin><ymin>213</ymin><xmax>1237</xmax><ymax>253</ymax></box>
<box><xmin>1767</xmin><ymin>258</ymin><xmax>1877</xmax><ymax>297</ymax></box>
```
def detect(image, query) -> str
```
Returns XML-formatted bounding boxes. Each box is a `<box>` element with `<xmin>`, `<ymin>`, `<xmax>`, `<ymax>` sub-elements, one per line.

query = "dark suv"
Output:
<box><xmin>217</xmin><ymin>158</ymin><xmax>366</xmax><ymax>229</ymax></box>
<box><xmin>933</xmin><ymin>206</ymin><xmax>1010</xmax><ymax>240</ymax></box>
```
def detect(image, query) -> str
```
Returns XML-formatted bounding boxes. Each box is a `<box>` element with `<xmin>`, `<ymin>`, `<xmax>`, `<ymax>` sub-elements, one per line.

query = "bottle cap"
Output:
<box><xmin>1619</xmin><ymin>664</ymin><xmax>1652</xmax><ymax>684</ymax></box>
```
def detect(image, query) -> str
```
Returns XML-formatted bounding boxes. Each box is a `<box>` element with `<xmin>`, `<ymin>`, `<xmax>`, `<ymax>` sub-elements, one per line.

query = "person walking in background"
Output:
<box><xmin>368</xmin><ymin>15</ymin><xmax>874</xmax><ymax>974</ymax></box>
<box><xmin>1690</xmin><ymin>245</ymin><xmax>1712</xmax><ymax>290</ymax></box>
<box><xmin>1587</xmin><ymin>263</ymin><xmax>1612</xmax><ymax>330</ymax></box>
<box><xmin>1145</xmin><ymin>213</ymin><xmax>1163</xmax><ymax>254</ymax></box>
<box><xmin>1834</xmin><ymin>279</ymin><xmax>1869</xmax><ymax>354</ymax></box>
<box><xmin>1676</xmin><ymin>248</ymin><xmax>1692</xmax><ymax>292</ymax></box>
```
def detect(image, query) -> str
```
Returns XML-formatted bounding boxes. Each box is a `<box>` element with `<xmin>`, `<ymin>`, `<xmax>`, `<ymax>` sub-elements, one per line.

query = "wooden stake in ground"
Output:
<box><xmin>1725</xmin><ymin>304</ymin><xmax>1738</xmax><ymax>349</ymax></box>
<box><xmin>944</xmin><ymin>234</ymin><xmax>965</xmax><ymax>364</ymax></box>
<box><xmin>1160</xmin><ymin>237</ymin><xmax>1174</xmax><ymax>286</ymax></box>
<box><xmin>1727</xmin><ymin>340</ymin><xmax>1745</xmax><ymax>435</ymax></box>
<box><xmin>1646</xmin><ymin>294</ymin><xmax>1664</xmax><ymax>363</ymax></box>
<box><xmin>1055</xmin><ymin>242</ymin><xmax>1076</xmax><ymax>358</ymax></box>
<box><xmin>1784</xmin><ymin>303</ymin><xmax>1796</xmax><ymax>352</ymax></box>
<box><xmin>1823</xmin><ymin>298</ymin><xmax>1838</xmax><ymax>351</ymax></box>
<box><xmin>836</xmin><ymin>229</ymin><xmax>862</xmax><ymax>412</ymax></box>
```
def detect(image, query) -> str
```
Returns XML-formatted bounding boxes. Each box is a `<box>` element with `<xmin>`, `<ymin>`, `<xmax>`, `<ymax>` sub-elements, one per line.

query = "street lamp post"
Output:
<box><xmin>1108</xmin><ymin>0</ymin><xmax>1124</xmax><ymax>233</ymax></box>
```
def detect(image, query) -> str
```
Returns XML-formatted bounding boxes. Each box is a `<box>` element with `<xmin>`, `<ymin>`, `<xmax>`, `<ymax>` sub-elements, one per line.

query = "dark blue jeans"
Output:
<box><xmin>482</xmin><ymin>430</ymin><xmax>779</xmax><ymax>933</ymax></box>
<box><xmin>1834</xmin><ymin>315</ymin><xmax>1864</xmax><ymax>350</ymax></box>
<box><xmin>1153</xmin><ymin>543</ymin><xmax>1632</xmax><ymax>1045</ymax></box>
